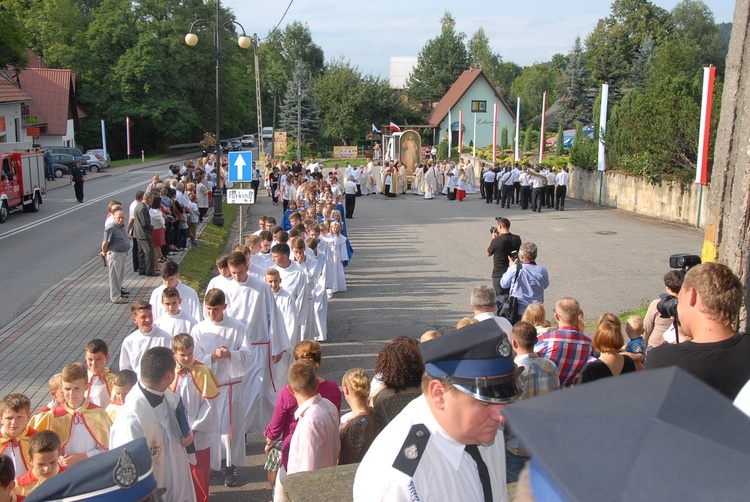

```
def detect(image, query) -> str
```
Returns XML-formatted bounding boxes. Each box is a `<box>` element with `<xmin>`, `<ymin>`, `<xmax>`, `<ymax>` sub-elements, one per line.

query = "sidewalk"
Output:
<box><xmin>0</xmin><ymin>206</ymin><xmax>213</xmax><ymax>409</ymax></box>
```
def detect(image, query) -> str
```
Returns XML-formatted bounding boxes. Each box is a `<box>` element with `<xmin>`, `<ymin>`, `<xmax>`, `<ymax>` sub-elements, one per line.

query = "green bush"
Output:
<box><xmin>500</xmin><ymin>127</ymin><xmax>509</xmax><ymax>150</ymax></box>
<box><xmin>284</xmin><ymin>140</ymin><xmax>314</xmax><ymax>161</ymax></box>
<box><xmin>569</xmin><ymin>138</ymin><xmax>597</xmax><ymax>170</ymax></box>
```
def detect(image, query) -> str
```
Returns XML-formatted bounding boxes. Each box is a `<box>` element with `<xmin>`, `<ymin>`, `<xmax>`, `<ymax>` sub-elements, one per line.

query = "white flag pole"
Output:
<box><xmin>597</xmin><ymin>83</ymin><xmax>609</xmax><ymax>205</ymax></box>
<box><xmin>514</xmin><ymin>98</ymin><xmax>521</xmax><ymax>162</ymax></box>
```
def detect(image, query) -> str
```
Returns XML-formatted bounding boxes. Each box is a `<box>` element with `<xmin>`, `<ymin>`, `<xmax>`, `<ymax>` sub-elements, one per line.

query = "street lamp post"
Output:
<box><xmin>185</xmin><ymin>1</ymin><xmax>251</xmax><ymax>226</ymax></box>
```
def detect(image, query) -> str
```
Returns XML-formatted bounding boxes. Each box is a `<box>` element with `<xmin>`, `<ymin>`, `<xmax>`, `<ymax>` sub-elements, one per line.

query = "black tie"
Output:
<box><xmin>465</xmin><ymin>445</ymin><xmax>492</xmax><ymax>502</ymax></box>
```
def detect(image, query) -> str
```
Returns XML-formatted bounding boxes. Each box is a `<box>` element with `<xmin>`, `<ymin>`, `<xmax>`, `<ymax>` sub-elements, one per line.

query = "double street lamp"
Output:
<box><xmin>185</xmin><ymin>1</ymin><xmax>251</xmax><ymax>226</ymax></box>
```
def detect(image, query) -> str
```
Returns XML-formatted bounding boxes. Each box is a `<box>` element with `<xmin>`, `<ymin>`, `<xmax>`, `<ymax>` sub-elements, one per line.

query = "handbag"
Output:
<box><xmin>496</xmin><ymin>265</ymin><xmax>522</xmax><ymax>324</ymax></box>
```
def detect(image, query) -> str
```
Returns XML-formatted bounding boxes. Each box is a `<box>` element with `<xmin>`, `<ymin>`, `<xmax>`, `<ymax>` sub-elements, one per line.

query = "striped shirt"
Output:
<box><xmin>535</xmin><ymin>329</ymin><xmax>593</xmax><ymax>387</ymax></box>
<box><xmin>514</xmin><ymin>353</ymin><xmax>560</xmax><ymax>399</ymax></box>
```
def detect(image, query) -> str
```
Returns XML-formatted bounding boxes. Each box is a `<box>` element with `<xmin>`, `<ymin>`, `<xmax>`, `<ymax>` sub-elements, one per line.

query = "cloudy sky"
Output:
<box><xmin>223</xmin><ymin>0</ymin><xmax>735</xmax><ymax>78</ymax></box>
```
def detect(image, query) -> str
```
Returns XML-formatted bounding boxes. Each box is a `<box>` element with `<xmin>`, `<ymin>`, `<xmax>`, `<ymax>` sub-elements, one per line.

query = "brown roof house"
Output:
<box><xmin>0</xmin><ymin>72</ymin><xmax>33</xmax><ymax>145</ymax></box>
<box><xmin>426</xmin><ymin>69</ymin><xmax>515</xmax><ymax>149</ymax></box>
<box><xmin>16</xmin><ymin>67</ymin><xmax>86</xmax><ymax>148</ymax></box>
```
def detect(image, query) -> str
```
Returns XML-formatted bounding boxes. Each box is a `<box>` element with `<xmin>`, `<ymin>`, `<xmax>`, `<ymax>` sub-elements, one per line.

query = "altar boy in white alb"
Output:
<box><xmin>224</xmin><ymin>251</ymin><xmax>289</xmax><ymax>435</ymax></box>
<box><xmin>110</xmin><ymin>346</ymin><xmax>196</xmax><ymax>502</ymax></box>
<box><xmin>155</xmin><ymin>286</ymin><xmax>198</xmax><ymax>336</ymax></box>
<box><xmin>264</xmin><ymin>268</ymin><xmax>297</xmax><ymax>389</ymax></box>
<box><xmin>190</xmin><ymin>288</ymin><xmax>253</xmax><ymax>487</ymax></box>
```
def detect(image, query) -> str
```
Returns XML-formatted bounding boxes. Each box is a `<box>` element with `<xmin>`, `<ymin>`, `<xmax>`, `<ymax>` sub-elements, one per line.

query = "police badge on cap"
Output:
<box><xmin>419</xmin><ymin>319</ymin><xmax>523</xmax><ymax>403</ymax></box>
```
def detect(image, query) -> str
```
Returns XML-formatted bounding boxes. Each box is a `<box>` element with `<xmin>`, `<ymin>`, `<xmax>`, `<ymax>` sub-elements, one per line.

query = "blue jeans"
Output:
<box><xmin>505</xmin><ymin>449</ymin><xmax>530</xmax><ymax>484</ymax></box>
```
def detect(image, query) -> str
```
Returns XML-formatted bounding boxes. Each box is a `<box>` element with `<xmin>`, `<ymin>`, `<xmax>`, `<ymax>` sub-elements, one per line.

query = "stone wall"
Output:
<box><xmin>568</xmin><ymin>166</ymin><xmax>709</xmax><ymax>228</ymax></box>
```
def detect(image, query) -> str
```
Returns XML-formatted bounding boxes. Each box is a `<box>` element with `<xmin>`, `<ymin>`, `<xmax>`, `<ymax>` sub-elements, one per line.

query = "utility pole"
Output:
<box><xmin>702</xmin><ymin>0</ymin><xmax>750</xmax><ymax>330</ymax></box>
<box><xmin>254</xmin><ymin>33</ymin><xmax>264</xmax><ymax>159</ymax></box>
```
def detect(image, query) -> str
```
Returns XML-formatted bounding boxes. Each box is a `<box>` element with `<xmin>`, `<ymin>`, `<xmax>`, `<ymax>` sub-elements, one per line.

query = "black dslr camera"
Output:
<box><xmin>656</xmin><ymin>254</ymin><xmax>701</xmax><ymax>327</ymax></box>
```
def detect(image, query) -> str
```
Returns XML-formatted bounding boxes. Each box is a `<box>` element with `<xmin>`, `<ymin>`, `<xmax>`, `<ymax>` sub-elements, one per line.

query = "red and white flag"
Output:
<box><xmin>389</xmin><ymin>122</ymin><xmax>401</xmax><ymax>132</ymax></box>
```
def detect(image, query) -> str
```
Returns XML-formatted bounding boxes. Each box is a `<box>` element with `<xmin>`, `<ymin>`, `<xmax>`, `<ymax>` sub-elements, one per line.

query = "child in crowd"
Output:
<box><xmin>119</xmin><ymin>301</ymin><xmax>172</xmax><ymax>379</ymax></box>
<box><xmin>456</xmin><ymin>317</ymin><xmax>479</xmax><ymax>329</ymax></box>
<box><xmin>286</xmin><ymin>359</ymin><xmax>340</xmax><ymax>477</ymax></box>
<box><xmin>622</xmin><ymin>315</ymin><xmax>645</xmax><ymax>364</ymax></box>
<box><xmin>325</xmin><ymin>221</ymin><xmax>348</xmax><ymax>293</ymax></box>
<box><xmin>338</xmin><ymin>369</ymin><xmax>375</xmax><ymax>466</ymax></box>
<box><xmin>190</xmin><ymin>289</ymin><xmax>252</xmax><ymax>488</ymax></box>
<box><xmin>149</xmin><ymin>261</ymin><xmax>202</xmax><ymax>322</ymax></box>
<box><xmin>205</xmin><ymin>254</ymin><xmax>233</xmax><ymax>295</ymax></box>
<box><xmin>0</xmin><ymin>394</ymin><xmax>36</xmax><ymax>478</ymax></box>
<box><xmin>32</xmin><ymin>375</ymin><xmax>64</xmax><ymax>420</ymax></box>
<box><xmin>265</xmin><ymin>269</ymin><xmax>298</xmax><ymax>388</ymax></box>
<box><xmin>34</xmin><ymin>363</ymin><xmax>111</xmax><ymax>467</ymax></box>
<box><xmin>187</xmin><ymin>193</ymin><xmax>200</xmax><ymax>246</ymax></box>
<box><xmin>0</xmin><ymin>454</ymin><xmax>20</xmax><ymax>502</ymax></box>
<box><xmin>170</xmin><ymin>334</ymin><xmax>220</xmax><ymax>502</ymax></box>
<box><xmin>521</xmin><ymin>302</ymin><xmax>553</xmax><ymax>335</ymax></box>
<box><xmin>105</xmin><ymin>369</ymin><xmax>137</xmax><ymax>422</ymax></box>
<box><xmin>84</xmin><ymin>339</ymin><xmax>116</xmax><ymax>409</ymax></box>
<box><xmin>14</xmin><ymin>430</ymin><xmax>63</xmax><ymax>497</ymax></box>
<box><xmin>155</xmin><ymin>287</ymin><xmax>198</xmax><ymax>336</ymax></box>
<box><xmin>420</xmin><ymin>330</ymin><xmax>441</xmax><ymax>343</ymax></box>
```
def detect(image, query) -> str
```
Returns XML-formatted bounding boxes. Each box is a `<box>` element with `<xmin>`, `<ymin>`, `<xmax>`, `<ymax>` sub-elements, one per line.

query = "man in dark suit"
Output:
<box><xmin>133</xmin><ymin>191</ymin><xmax>156</xmax><ymax>276</ymax></box>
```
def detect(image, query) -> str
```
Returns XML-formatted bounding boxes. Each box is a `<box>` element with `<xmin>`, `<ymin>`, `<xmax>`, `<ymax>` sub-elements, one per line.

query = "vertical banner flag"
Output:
<box><xmin>473</xmin><ymin>113</ymin><xmax>477</xmax><ymax>158</ymax></box>
<box><xmin>597</xmin><ymin>84</ymin><xmax>609</xmax><ymax>172</ymax></box>
<box><xmin>539</xmin><ymin>92</ymin><xmax>547</xmax><ymax>162</ymax></box>
<box><xmin>126</xmin><ymin>117</ymin><xmax>131</xmax><ymax>156</ymax></box>
<box><xmin>101</xmin><ymin>120</ymin><xmax>108</xmax><ymax>161</ymax></box>
<box><xmin>514</xmin><ymin>98</ymin><xmax>521</xmax><ymax>162</ymax></box>
<box><xmin>492</xmin><ymin>103</ymin><xmax>498</xmax><ymax>162</ymax></box>
<box><xmin>458</xmin><ymin>111</ymin><xmax>463</xmax><ymax>153</ymax></box>
<box><xmin>696</xmin><ymin>66</ymin><xmax>715</xmax><ymax>185</ymax></box>
<box><xmin>448</xmin><ymin>109</ymin><xmax>452</xmax><ymax>156</ymax></box>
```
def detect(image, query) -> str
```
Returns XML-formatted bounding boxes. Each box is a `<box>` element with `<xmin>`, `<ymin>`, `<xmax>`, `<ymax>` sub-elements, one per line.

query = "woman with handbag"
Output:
<box><xmin>500</xmin><ymin>242</ymin><xmax>550</xmax><ymax>319</ymax></box>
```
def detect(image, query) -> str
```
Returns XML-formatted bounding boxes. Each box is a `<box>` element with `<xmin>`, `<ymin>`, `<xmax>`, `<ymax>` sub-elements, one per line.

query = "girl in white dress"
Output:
<box><xmin>324</xmin><ymin>221</ymin><xmax>348</xmax><ymax>293</ymax></box>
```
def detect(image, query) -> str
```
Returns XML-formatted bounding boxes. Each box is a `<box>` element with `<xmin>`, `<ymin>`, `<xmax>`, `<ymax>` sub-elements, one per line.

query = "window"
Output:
<box><xmin>471</xmin><ymin>100</ymin><xmax>487</xmax><ymax>113</ymax></box>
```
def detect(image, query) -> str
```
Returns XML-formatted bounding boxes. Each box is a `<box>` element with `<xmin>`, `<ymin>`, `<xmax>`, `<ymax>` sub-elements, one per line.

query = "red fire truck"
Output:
<box><xmin>0</xmin><ymin>151</ymin><xmax>46</xmax><ymax>223</ymax></box>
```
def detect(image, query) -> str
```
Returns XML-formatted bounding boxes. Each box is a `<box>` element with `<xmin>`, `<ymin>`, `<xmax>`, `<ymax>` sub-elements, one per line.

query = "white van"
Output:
<box><xmin>262</xmin><ymin>127</ymin><xmax>274</xmax><ymax>141</ymax></box>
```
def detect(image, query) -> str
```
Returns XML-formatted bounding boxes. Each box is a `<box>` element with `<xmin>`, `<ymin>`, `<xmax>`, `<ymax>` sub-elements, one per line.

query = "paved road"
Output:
<box><xmin>0</xmin><ymin>170</ymin><xmax>702</xmax><ymax>500</ymax></box>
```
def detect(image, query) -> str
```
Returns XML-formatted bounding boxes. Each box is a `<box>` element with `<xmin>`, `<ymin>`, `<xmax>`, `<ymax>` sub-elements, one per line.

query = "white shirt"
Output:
<box><xmin>518</xmin><ymin>172</ymin><xmax>530</xmax><ymax>186</ymax></box>
<box><xmin>474</xmin><ymin>311</ymin><xmax>513</xmax><ymax>338</ymax></box>
<box><xmin>354</xmin><ymin>395</ymin><xmax>508</xmax><ymax>502</ymax></box>
<box><xmin>150</xmin><ymin>281</ymin><xmax>203</xmax><ymax>322</ymax></box>
<box><xmin>483</xmin><ymin>171</ymin><xmax>496</xmax><ymax>183</ymax></box>
<box><xmin>118</xmin><ymin>327</ymin><xmax>172</xmax><ymax>379</ymax></box>
<box><xmin>155</xmin><ymin>310</ymin><xmax>198</xmax><ymax>337</ymax></box>
<box><xmin>287</xmin><ymin>394</ymin><xmax>341</xmax><ymax>475</ymax></box>
<box><xmin>556</xmin><ymin>171</ymin><xmax>570</xmax><ymax>186</ymax></box>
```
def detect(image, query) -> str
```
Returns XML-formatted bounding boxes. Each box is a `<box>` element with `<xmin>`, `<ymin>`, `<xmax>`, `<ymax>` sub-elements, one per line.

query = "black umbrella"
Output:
<box><xmin>503</xmin><ymin>367</ymin><xmax>750</xmax><ymax>501</ymax></box>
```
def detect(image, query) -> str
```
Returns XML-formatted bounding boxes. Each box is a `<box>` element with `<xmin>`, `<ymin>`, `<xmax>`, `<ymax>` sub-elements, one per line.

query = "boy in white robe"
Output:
<box><xmin>271</xmin><ymin>243</ymin><xmax>309</xmax><ymax>339</ymax></box>
<box><xmin>149</xmin><ymin>261</ymin><xmax>203</xmax><ymax>322</ymax></box>
<box><xmin>84</xmin><ymin>339</ymin><xmax>116</xmax><ymax>409</ymax></box>
<box><xmin>190</xmin><ymin>289</ymin><xmax>253</xmax><ymax>487</ymax></box>
<box><xmin>119</xmin><ymin>301</ymin><xmax>172</xmax><ymax>380</ymax></box>
<box><xmin>290</xmin><ymin>238</ymin><xmax>317</xmax><ymax>340</ymax></box>
<box><xmin>225</xmin><ymin>252</ymin><xmax>289</xmax><ymax>434</ymax></box>
<box><xmin>110</xmin><ymin>347</ymin><xmax>196</xmax><ymax>502</ymax></box>
<box><xmin>171</xmin><ymin>333</ymin><xmax>220</xmax><ymax>501</ymax></box>
<box><xmin>264</xmin><ymin>269</ymin><xmax>298</xmax><ymax>389</ymax></box>
<box><xmin>205</xmin><ymin>254</ymin><xmax>234</xmax><ymax>296</ymax></box>
<box><xmin>155</xmin><ymin>287</ymin><xmax>198</xmax><ymax>336</ymax></box>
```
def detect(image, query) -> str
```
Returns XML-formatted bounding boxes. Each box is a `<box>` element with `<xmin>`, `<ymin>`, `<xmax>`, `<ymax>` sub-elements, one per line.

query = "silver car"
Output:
<box><xmin>83</xmin><ymin>153</ymin><xmax>110</xmax><ymax>172</ymax></box>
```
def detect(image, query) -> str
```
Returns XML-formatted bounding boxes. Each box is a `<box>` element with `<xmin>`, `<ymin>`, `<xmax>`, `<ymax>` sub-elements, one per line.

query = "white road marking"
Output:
<box><xmin>0</xmin><ymin>180</ymin><xmax>146</xmax><ymax>241</ymax></box>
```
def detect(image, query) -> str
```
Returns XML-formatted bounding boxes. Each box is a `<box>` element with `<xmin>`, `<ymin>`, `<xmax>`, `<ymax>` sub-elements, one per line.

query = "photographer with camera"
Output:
<box><xmin>648</xmin><ymin>261</ymin><xmax>750</xmax><ymax>399</ymax></box>
<box><xmin>499</xmin><ymin>242</ymin><xmax>549</xmax><ymax>317</ymax></box>
<box><xmin>643</xmin><ymin>270</ymin><xmax>685</xmax><ymax>350</ymax></box>
<box><xmin>487</xmin><ymin>217</ymin><xmax>522</xmax><ymax>297</ymax></box>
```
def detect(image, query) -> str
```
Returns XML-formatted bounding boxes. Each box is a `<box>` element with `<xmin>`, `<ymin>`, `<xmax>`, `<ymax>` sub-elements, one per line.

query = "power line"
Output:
<box><xmin>259</xmin><ymin>0</ymin><xmax>293</xmax><ymax>41</ymax></box>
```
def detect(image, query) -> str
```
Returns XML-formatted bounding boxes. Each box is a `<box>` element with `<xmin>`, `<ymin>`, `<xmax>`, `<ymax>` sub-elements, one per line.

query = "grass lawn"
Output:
<box><xmin>178</xmin><ymin>203</ymin><xmax>238</xmax><ymax>300</ymax></box>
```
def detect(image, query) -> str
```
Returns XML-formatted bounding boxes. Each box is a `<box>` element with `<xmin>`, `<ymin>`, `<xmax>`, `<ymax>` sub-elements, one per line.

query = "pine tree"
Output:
<box><xmin>631</xmin><ymin>35</ymin><xmax>655</xmax><ymax>90</ymax></box>
<box><xmin>556</xmin><ymin>127</ymin><xmax>565</xmax><ymax>156</ymax></box>
<box><xmin>524</xmin><ymin>125</ymin><xmax>533</xmax><ymax>152</ymax></box>
<box><xmin>558</xmin><ymin>36</ymin><xmax>591</xmax><ymax>126</ymax></box>
<box><xmin>279</xmin><ymin>60</ymin><xmax>320</xmax><ymax>146</ymax></box>
<box><xmin>405</xmin><ymin>11</ymin><xmax>469</xmax><ymax>108</ymax></box>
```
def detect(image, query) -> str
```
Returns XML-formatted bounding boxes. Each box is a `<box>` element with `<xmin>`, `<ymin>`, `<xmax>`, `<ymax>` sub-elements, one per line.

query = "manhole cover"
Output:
<box><xmin>595</xmin><ymin>231</ymin><xmax>618</xmax><ymax>235</ymax></box>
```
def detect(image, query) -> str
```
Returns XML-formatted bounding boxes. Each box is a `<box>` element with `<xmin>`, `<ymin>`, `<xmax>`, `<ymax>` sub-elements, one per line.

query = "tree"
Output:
<box><xmin>279</xmin><ymin>60</ymin><xmax>320</xmax><ymax>147</ymax></box>
<box><xmin>405</xmin><ymin>11</ymin><xmax>469</xmax><ymax>109</ymax></box>
<box><xmin>584</xmin><ymin>0</ymin><xmax>671</xmax><ymax>89</ymax></box>
<box><xmin>0</xmin><ymin>1</ymin><xmax>28</xmax><ymax>70</ymax></box>
<box><xmin>510</xmin><ymin>64</ymin><xmax>559</xmax><ymax>127</ymax></box>
<box><xmin>313</xmin><ymin>59</ymin><xmax>365</xmax><ymax>145</ymax></box>
<box><xmin>555</xmin><ymin>127</ymin><xmax>565</xmax><ymax>156</ymax></box>
<box><xmin>557</xmin><ymin>36</ymin><xmax>591</xmax><ymax>127</ymax></box>
<box><xmin>500</xmin><ymin>126</ymin><xmax>509</xmax><ymax>150</ymax></box>
<box><xmin>630</xmin><ymin>35</ymin><xmax>655</xmax><ymax>90</ymax></box>
<box><xmin>524</xmin><ymin>125</ymin><xmax>533</xmax><ymax>151</ymax></box>
<box><xmin>468</xmin><ymin>27</ymin><xmax>501</xmax><ymax>80</ymax></box>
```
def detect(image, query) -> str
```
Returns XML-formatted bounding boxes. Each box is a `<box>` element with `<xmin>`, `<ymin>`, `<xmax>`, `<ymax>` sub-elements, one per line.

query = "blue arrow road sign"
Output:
<box><xmin>228</xmin><ymin>151</ymin><xmax>253</xmax><ymax>182</ymax></box>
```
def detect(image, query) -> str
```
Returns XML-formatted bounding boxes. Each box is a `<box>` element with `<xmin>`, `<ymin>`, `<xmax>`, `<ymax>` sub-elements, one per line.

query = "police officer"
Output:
<box><xmin>70</xmin><ymin>161</ymin><xmax>86</xmax><ymax>203</ymax></box>
<box><xmin>353</xmin><ymin>319</ymin><xmax>522</xmax><ymax>502</ymax></box>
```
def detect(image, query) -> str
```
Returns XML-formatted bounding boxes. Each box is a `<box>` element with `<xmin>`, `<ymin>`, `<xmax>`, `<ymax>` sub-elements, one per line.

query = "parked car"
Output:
<box><xmin>85</xmin><ymin>149</ymin><xmax>111</xmax><ymax>163</ymax></box>
<box><xmin>229</xmin><ymin>139</ymin><xmax>242</xmax><ymax>151</ymax></box>
<box><xmin>51</xmin><ymin>164</ymin><xmax>69</xmax><ymax>178</ymax></box>
<box><xmin>46</xmin><ymin>146</ymin><xmax>85</xmax><ymax>164</ymax></box>
<box><xmin>48</xmin><ymin>153</ymin><xmax>77</xmax><ymax>170</ymax></box>
<box><xmin>83</xmin><ymin>153</ymin><xmax>110</xmax><ymax>172</ymax></box>
<box><xmin>241</xmin><ymin>134</ymin><xmax>255</xmax><ymax>147</ymax></box>
<box><xmin>546</xmin><ymin>126</ymin><xmax>595</xmax><ymax>149</ymax></box>
<box><xmin>218</xmin><ymin>140</ymin><xmax>232</xmax><ymax>153</ymax></box>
